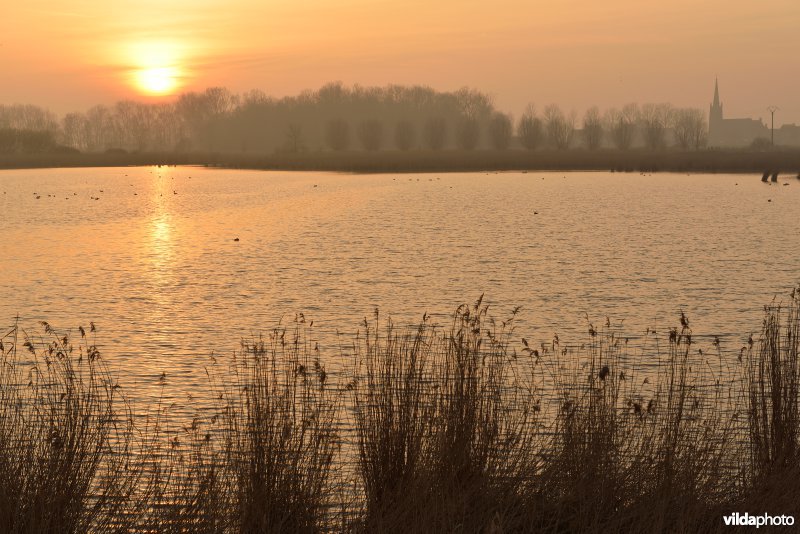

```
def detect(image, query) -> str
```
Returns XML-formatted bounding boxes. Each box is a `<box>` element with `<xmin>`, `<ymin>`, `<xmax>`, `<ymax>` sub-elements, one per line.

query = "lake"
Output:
<box><xmin>1</xmin><ymin>166</ymin><xmax>798</xmax><ymax>411</ymax></box>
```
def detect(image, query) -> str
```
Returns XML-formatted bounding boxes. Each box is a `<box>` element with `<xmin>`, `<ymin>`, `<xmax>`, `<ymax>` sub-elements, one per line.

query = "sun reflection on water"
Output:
<box><xmin>146</xmin><ymin>185</ymin><xmax>177</xmax><ymax>297</ymax></box>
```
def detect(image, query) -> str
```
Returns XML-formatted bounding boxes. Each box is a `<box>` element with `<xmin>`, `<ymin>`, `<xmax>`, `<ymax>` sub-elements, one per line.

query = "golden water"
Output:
<box><xmin>2</xmin><ymin>166</ymin><xmax>798</xmax><ymax>414</ymax></box>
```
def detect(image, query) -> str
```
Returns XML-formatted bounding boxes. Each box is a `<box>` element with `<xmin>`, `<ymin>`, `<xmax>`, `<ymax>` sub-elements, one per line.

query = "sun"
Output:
<box><xmin>124</xmin><ymin>41</ymin><xmax>186</xmax><ymax>96</ymax></box>
<box><xmin>136</xmin><ymin>66</ymin><xmax>180</xmax><ymax>95</ymax></box>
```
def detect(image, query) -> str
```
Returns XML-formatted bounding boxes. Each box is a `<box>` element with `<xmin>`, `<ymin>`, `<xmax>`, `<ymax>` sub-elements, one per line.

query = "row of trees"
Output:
<box><xmin>320</xmin><ymin>102</ymin><xmax>706</xmax><ymax>152</ymax></box>
<box><xmin>511</xmin><ymin>103</ymin><xmax>707</xmax><ymax>151</ymax></box>
<box><xmin>1</xmin><ymin>85</ymin><xmax>709</xmax><ymax>154</ymax></box>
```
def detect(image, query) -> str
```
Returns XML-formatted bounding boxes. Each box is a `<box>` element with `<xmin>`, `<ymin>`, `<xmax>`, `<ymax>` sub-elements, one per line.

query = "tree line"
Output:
<box><xmin>1</xmin><ymin>84</ymin><xmax>708</xmax><ymax>154</ymax></box>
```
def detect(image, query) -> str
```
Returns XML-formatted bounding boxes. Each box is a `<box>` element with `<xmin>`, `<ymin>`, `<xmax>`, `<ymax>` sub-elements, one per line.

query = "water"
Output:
<box><xmin>1</xmin><ymin>166</ymin><xmax>798</xmax><ymax>411</ymax></box>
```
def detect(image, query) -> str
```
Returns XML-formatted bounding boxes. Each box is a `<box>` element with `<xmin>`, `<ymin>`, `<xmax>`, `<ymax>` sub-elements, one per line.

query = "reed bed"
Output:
<box><xmin>1</xmin><ymin>288</ymin><xmax>799</xmax><ymax>532</ymax></box>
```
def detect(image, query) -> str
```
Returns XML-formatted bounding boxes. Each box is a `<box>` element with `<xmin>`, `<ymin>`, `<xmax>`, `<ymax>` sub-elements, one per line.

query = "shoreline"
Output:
<box><xmin>2</xmin><ymin>148</ymin><xmax>800</xmax><ymax>174</ymax></box>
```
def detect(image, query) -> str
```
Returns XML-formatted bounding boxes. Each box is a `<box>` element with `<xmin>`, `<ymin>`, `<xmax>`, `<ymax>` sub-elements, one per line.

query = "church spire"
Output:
<box><xmin>713</xmin><ymin>78</ymin><xmax>720</xmax><ymax>107</ymax></box>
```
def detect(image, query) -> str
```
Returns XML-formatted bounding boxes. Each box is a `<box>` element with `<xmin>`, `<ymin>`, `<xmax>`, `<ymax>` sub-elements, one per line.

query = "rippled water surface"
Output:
<box><xmin>2</xmin><ymin>166</ymin><xmax>798</xmax><ymax>407</ymax></box>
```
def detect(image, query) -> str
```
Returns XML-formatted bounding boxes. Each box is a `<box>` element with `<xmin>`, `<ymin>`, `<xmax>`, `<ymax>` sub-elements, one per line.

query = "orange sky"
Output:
<box><xmin>2</xmin><ymin>0</ymin><xmax>799</xmax><ymax>123</ymax></box>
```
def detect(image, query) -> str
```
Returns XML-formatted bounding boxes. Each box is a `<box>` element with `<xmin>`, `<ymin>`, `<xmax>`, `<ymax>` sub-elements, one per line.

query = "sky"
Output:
<box><xmin>2</xmin><ymin>0</ymin><xmax>799</xmax><ymax>124</ymax></box>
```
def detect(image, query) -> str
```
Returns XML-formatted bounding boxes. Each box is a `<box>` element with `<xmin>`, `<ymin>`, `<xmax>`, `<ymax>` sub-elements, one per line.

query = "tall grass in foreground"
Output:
<box><xmin>223</xmin><ymin>330</ymin><xmax>338</xmax><ymax>533</ymax></box>
<box><xmin>742</xmin><ymin>290</ymin><xmax>800</xmax><ymax>512</ymax></box>
<box><xmin>538</xmin><ymin>317</ymin><xmax>739</xmax><ymax>533</ymax></box>
<box><xmin>351</xmin><ymin>303</ymin><xmax>541</xmax><ymax>532</ymax></box>
<box><xmin>0</xmin><ymin>322</ymin><xmax>141</xmax><ymax>533</ymax></box>
<box><xmin>0</xmin><ymin>288</ymin><xmax>799</xmax><ymax>532</ymax></box>
<box><xmin>136</xmin><ymin>322</ymin><xmax>339</xmax><ymax>533</ymax></box>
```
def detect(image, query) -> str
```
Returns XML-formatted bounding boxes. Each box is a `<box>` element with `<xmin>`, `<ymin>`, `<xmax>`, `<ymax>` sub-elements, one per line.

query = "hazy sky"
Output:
<box><xmin>2</xmin><ymin>0</ymin><xmax>799</xmax><ymax>123</ymax></box>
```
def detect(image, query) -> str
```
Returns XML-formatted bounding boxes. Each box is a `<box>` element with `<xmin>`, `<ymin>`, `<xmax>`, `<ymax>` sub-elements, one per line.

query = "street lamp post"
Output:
<box><xmin>767</xmin><ymin>106</ymin><xmax>778</xmax><ymax>147</ymax></box>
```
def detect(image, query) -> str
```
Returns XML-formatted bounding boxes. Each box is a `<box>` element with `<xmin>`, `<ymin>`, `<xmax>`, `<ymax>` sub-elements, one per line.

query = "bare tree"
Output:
<box><xmin>543</xmin><ymin>104</ymin><xmax>574</xmax><ymax>150</ymax></box>
<box><xmin>423</xmin><ymin>117</ymin><xmax>447</xmax><ymax>150</ymax></box>
<box><xmin>175</xmin><ymin>87</ymin><xmax>237</xmax><ymax>150</ymax></box>
<box><xmin>452</xmin><ymin>86</ymin><xmax>491</xmax><ymax>151</ymax></box>
<box><xmin>640</xmin><ymin>103</ymin><xmax>673</xmax><ymax>150</ymax></box>
<box><xmin>114</xmin><ymin>101</ymin><xmax>157</xmax><ymax>152</ymax></box>
<box><xmin>454</xmin><ymin>87</ymin><xmax>493</xmax><ymax>121</ymax></box>
<box><xmin>241</xmin><ymin>89</ymin><xmax>270</xmax><ymax>106</ymax></box>
<box><xmin>605</xmin><ymin>103</ymin><xmax>639</xmax><ymax>150</ymax></box>
<box><xmin>357</xmin><ymin>119</ymin><xmax>384</xmax><ymax>151</ymax></box>
<box><xmin>152</xmin><ymin>103</ymin><xmax>181</xmax><ymax>151</ymax></box>
<box><xmin>488</xmin><ymin>113</ymin><xmax>512</xmax><ymax>150</ymax></box>
<box><xmin>673</xmin><ymin>108</ymin><xmax>707</xmax><ymax>150</ymax></box>
<box><xmin>456</xmin><ymin>116</ymin><xmax>480</xmax><ymax>150</ymax></box>
<box><xmin>582</xmin><ymin>106</ymin><xmax>603</xmax><ymax>150</ymax></box>
<box><xmin>61</xmin><ymin>112</ymin><xmax>88</xmax><ymax>151</ymax></box>
<box><xmin>84</xmin><ymin>105</ymin><xmax>116</xmax><ymax>151</ymax></box>
<box><xmin>689</xmin><ymin>114</ymin><xmax>708</xmax><ymax>150</ymax></box>
<box><xmin>517</xmin><ymin>105</ymin><xmax>543</xmax><ymax>151</ymax></box>
<box><xmin>325</xmin><ymin>118</ymin><xmax>350</xmax><ymax>151</ymax></box>
<box><xmin>394</xmin><ymin>120</ymin><xmax>416</xmax><ymax>151</ymax></box>
<box><xmin>284</xmin><ymin>124</ymin><xmax>305</xmax><ymax>153</ymax></box>
<box><xmin>0</xmin><ymin>104</ymin><xmax>59</xmax><ymax>132</ymax></box>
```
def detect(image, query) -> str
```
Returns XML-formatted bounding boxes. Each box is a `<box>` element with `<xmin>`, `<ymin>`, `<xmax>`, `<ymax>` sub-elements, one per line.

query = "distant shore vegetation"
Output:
<box><xmin>1</xmin><ymin>288</ymin><xmax>800</xmax><ymax>532</ymax></box>
<box><xmin>2</xmin><ymin>83</ymin><xmax>799</xmax><ymax>173</ymax></box>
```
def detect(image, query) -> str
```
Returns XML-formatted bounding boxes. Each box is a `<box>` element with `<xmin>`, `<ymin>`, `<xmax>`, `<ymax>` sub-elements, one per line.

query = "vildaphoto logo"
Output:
<box><xmin>723</xmin><ymin>513</ymin><xmax>795</xmax><ymax>528</ymax></box>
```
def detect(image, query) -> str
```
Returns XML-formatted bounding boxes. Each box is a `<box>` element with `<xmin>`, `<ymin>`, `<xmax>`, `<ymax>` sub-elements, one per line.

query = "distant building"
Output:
<box><xmin>708</xmin><ymin>79</ymin><xmax>769</xmax><ymax>147</ymax></box>
<box><xmin>776</xmin><ymin>123</ymin><xmax>800</xmax><ymax>146</ymax></box>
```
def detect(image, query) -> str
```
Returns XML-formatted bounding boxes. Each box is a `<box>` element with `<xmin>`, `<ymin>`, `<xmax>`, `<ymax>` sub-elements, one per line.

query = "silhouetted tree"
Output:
<box><xmin>423</xmin><ymin>117</ymin><xmax>447</xmax><ymax>150</ymax></box>
<box><xmin>62</xmin><ymin>112</ymin><xmax>88</xmax><ymax>151</ymax></box>
<box><xmin>582</xmin><ymin>106</ymin><xmax>603</xmax><ymax>150</ymax></box>
<box><xmin>325</xmin><ymin>118</ymin><xmax>350</xmax><ymax>151</ymax></box>
<box><xmin>488</xmin><ymin>113</ymin><xmax>512</xmax><ymax>150</ymax></box>
<box><xmin>114</xmin><ymin>100</ymin><xmax>157</xmax><ymax>152</ymax></box>
<box><xmin>456</xmin><ymin>117</ymin><xmax>480</xmax><ymax>150</ymax></box>
<box><xmin>357</xmin><ymin>119</ymin><xmax>384</xmax><ymax>151</ymax></box>
<box><xmin>84</xmin><ymin>105</ymin><xmax>116</xmax><ymax>151</ymax></box>
<box><xmin>605</xmin><ymin>103</ymin><xmax>639</xmax><ymax>150</ymax></box>
<box><xmin>673</xmin><ymin>108</ymin><xmax>707</xmax><ymax>150</ymax></box>
<box><xmin>517</xmin><ymin>105</ymin><xmax>543</xmax><ymax>151</ymax></box>
<box><xmin>0</xmin><ymin>104</ymin><xmax>59</xmax><ymax>133</ymax></box>
<box><xmin>394</xmin><ymin>120</ymin><xmax>416</xmax><ymax>151</ymax></box>
<box><xmin>454</xmin><ymin>87</ymin><xmax>493</xmax><ymax>121</ymax></box>
<box><xmin>640</xmin><ymin>103</ymin><xmax>673</xmax><ymax>150</ymax></box>
<box><xmin>543</xmin><ymin>104</ymin><xmax>574</xmax><ymax>150</ymax></box>
<box><xmin>284</xmin><ymin>124</ymin><xmax>305</xmax><ymax>153</ymax></box>
<box><xmin>152</xmin><ymin>103</ymin><xmax>181</xmax><ymax>151</ymax></box>
<box><xmin>175</xmin><ymin>87</ymin><xmax>237</xmax><ymax>150</ymax></box>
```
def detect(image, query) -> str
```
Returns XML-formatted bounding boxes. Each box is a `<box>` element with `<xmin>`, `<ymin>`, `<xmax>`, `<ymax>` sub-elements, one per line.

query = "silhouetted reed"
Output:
<box><xmin>138</xmin><ymin>321</ymin><xmax>340</xmax><ymax>533</ymax></box>
<box><xmin>0</xmin><ymin>322</ymin><xmax>141</xmax><ymax>533</ymax></box>
<box><xmin>223</xmin><ymin>327</ymin><xmax>338</xmax><ymax>533</ymax></box>
<box><xmin>351</xmin><ymin>301</ymin><xmax>541</xmax><ymax>532</ymax></box>
<box><xmin>740</xmin><ymin>289</ymin><xmax>800</xmax><ymax>513</ymax></box>
<box><xmin>538</xmin><ymin>317</ymin><xmax>738</xmax><ymax>532</ymax></box>
<box><xmin>2</xmin><ymin>288</ymin><xmax>800</xmax><ymax>532</ymax></box>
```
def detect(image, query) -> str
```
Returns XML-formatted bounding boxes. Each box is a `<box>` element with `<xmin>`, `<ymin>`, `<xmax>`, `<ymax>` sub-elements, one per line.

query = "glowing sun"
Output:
<box><xmin>125</xmin><ymin>41</ymin><xmax>185</xmax><ymax>96</ymax></box>
<box><xmin>136</xmin><ymin>66</ymin><xmax>180</xmax><ymax>95</ymax></box>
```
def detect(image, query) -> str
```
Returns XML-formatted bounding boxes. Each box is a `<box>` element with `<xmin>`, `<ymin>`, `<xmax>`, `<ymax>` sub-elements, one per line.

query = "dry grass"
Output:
<box><xmin>136</xmin><ymin>319</ymin><xmax>340</xmax><ymax>533</ymax></box>
<box><xmin>0</xmin><ymin>321</ymin><xmax>141</xmax><ymax>533</ymax></box>
<box><xmin>537</xmin><ymin>317</ymin><xmax>739</xmax><ymax>533</ymax></box>
<box><xmin>1</xmin><ymin>288</ymin><xmax>800</xmax><ymax>532</ymax></box>
<box><xmin>350</xmin><ymin>301</ymin><xmax>542</xmax><ymax>533</ymax></box>
<box><xmin>740</xmin><ymin>289</ymin><xmax>800</xmax><ymax>514</ymax></box>
<box><xmin>222</xmin><ymin>326</ymin><xmax>338</xmax><ymax>533</ymax></box>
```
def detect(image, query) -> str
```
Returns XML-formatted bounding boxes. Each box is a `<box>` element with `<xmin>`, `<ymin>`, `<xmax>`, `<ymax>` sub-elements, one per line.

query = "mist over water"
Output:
<box><xmin>1</xmin><ymin>166</ymin><xmax>798</xmax><ymax>412</ymax></box>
